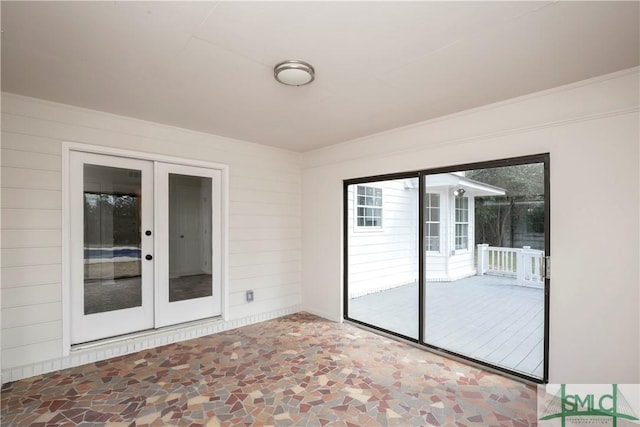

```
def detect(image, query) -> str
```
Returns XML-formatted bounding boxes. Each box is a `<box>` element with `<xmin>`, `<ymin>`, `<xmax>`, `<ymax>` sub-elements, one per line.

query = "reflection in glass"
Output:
<box><xmin>169</xmin><ymin>174</ymin><xmax>213</xmax><ymax>302</ymax></box>
<box><xmin>84</xmin><ymin>165</ymin><xmax>142</xmax><ymax>314</ymax></box>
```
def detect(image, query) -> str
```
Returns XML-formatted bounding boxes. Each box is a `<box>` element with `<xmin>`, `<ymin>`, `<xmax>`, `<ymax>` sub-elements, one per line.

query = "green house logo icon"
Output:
<box><xmin>539</xmin><ymin>384</ymin><xmax>640</xmax><ymax>426</ymax></box>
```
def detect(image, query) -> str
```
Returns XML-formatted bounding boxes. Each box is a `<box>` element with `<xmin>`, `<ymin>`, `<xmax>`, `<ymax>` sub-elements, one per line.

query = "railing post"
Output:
<box><xmin>517</xmin><ymin>247</ymin><xmax>527</xmax><ymax>283</ymax></box>
<box><xmin>477</xmin><ymin>244</ymin><xmax>489</xmax><ymax>276</ymax></box>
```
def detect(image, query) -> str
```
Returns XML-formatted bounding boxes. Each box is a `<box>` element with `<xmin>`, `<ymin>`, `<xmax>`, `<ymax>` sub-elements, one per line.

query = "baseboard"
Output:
<box><xmin>2</xmin><ymin>305</ymin><xmax>302</xmax><ymax>384</ymax></box>
<box><xmin>301</xmin><ymin>306</ymin><xmax>342</xmax><ymax>323</ymax></box>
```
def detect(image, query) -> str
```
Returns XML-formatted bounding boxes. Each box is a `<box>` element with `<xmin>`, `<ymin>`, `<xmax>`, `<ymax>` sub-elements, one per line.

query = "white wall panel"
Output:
<box><xmin>2</xmin><ymin>321</ymin><xmax>62</xmax><ymax>349</ymax></box>
<box><xmin>229</xmin><ymin>294</ymin><xmax>301</xmax><ymax>320</ymax></box>
<box><xmin>1</xmin><ymin>167</ymin><xmax>61</xmax><ymax>190</ymax></box>
<box><xmin>2</xmin><ymin>302</ymin><xmax>62</xmax><ymax>329</ymax></box>
<box><xmin>230</xmin><ymin>189</ymin><xmax>300</xmax><ymax>206</ymax></box>
<box><xmin>1</xmin><ymin>131</ymin><xmax>62</xmax><ymax>155</ymax></box>
<box><xmin>230</xmin><ymin>176</ymin><xmax>301</xmax><ymax>194</ymax></box>
<box><xmin>229</xmin><ymin>250</ymin><xmax>301</xmax><ymax>267</ymax></box>
<box><xmin>230</xmin><ymin>239</ymin><xmax>301</xmax><ymax>254</ymax></box>
<box><xmin>2</xmin><ymin>209</ymin><xmax>61</xmax><ymax>229</ymax></box>
<box><xmin>230</xmin><ymin>227</ymin><xmax>301</xmax><ymax>241</ymax></box>
<box><xmin>1</xmin><ymin>247</ymin><xmax>62</xmax><ymax>267</ymax></box>
<box><xmin>229</xmin><ymin>261</ymin><xmax>301</xmax><ymax>280</ymax></box>
<box><xmin>1</xmin><ymin>188</ymin><xmax>61</xmax><ymax>209</ymax></box>
<box><xmin>1</xmin><ymin>149</ymin><xmax>61</xmax><ymax>171</ymax></box>
<box><xmin>2</xmin><ymin>229</ymin><xmax>62</xmax><ymax>248</ymax></box>
<box><xmin>2</xmin><ymin>340</ymin><xmax>63</xmax><ymax>368</ymax></box>
<box><xmin>232</xmin><ymin>165</ymin><xmax>300</xmax><ymax>182</ymax></box>
<box><xmin>228</xmin><ymin>215</ymin><xmax>301</xmax><ymax>229</ymax></box>
<box><xmin>230</xmin><ymin>201</ymin><xmax>301</xmax><ymax>217</ymax></box>
<box><xmin>231</xmin><ymin>272</ymin><xmax>301</xmax><ymax>292</ymax></box>
<box><xmin>1</xmin><ymin>265</ymin><xmax>61</xmax><ymax>288</ymax></box>
<box><xmin>229</xmin><ymin>283</ymin><xmax>299</xmax><ymax>307</ymax></box>
<box><xmin>2</xmin><ymin>283</ymin><xmax>61</xmax><ymax>308</ymax></box>
<box><xmin>0</xmin><ymin>92</ymin><xmax>302</xmax><ymax>381</ymax></box>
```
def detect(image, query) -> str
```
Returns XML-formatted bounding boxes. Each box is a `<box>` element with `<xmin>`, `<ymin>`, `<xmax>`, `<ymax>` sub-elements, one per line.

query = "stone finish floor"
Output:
<box><xmin>1</xmin><ymin>312</ymin><xmax>537</xmax><ymax>426</ymax></box>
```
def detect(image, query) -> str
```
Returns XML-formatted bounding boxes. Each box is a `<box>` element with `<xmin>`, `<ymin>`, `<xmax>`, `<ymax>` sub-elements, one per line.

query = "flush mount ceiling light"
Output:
<box><xmin>274</xmin><ymin>60</ymin><xmax>315</xmax><ymax>86</ymax></box>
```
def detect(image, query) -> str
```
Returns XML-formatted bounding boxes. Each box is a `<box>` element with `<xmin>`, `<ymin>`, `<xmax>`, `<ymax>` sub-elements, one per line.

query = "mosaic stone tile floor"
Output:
<box><xmin>1</xmin><ymin>312</ymin><xmax>538</xmax><ymax>426</ymax></box>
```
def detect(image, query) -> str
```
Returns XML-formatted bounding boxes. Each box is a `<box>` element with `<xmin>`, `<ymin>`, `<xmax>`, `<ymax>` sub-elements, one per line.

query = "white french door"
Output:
<box><xmin>70</xmin><ymin>151</ymin><xmax>222</xmax><ymax>345</ymax></box>
<box><xmin>70</xmin><ymin>152</ymin><xmax>154</xmax><ymax>343</ymax></box>
<box><xmin>155</xmin><ymin>163</ymin><xmax>222</xmax><ymax>327</ymax></box>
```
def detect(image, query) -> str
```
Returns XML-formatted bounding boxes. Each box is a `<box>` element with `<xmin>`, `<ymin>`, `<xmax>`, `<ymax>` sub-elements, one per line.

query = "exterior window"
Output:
<box><xmin>356</xmin><ymin>185</ymin><xmax>382</xmax><ymax>228</ymax></box>
<box><xmin>454</xmin><ymin>196</ymin><xmax>469</xmax><ymax>250</ymax></box>
<box><xmin>424</xmin><ymin>193</ymin><xmax>440</xmax><ymax>251</ymax></box>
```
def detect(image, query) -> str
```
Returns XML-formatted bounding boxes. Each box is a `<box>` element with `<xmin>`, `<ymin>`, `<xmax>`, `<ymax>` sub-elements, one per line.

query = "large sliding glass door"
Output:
<box><xmin>423</xmin><ymin>160</ymin><xmax>547</xmax><ymax>380</ymax></box>
<box><xmin>70</xmin><ymin>151</ymin><xmax>223</xmax><ymax>345</ymax></box>
<box><xmin>344</xmin><ymin>155</ymin><xmax>549</xmax><ymax>382</ymax></box>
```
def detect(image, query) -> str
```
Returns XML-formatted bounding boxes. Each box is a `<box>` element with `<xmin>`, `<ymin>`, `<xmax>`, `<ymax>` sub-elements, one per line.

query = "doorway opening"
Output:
<box><xmin>344</xmin><ymin>154</ymin><xmax>549</xmax><ymax>383</ymax></box>
<box><xmin>68</xmin><ymin>148</ymin><xmax>225</xmax><ymax>345</ymax></box>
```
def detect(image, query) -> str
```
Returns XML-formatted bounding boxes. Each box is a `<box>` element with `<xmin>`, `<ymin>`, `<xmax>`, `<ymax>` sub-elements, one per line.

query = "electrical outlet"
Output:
<box><xmin>246</xmin><ymin>290</ymin><xmax>254</xmax><ymax>302</ymax></box>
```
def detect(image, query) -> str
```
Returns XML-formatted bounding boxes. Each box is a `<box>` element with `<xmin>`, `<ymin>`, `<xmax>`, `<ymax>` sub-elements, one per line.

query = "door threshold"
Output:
<box><xmin>344</xmin><ymin>318</ymin><xmax>542</xmax><ymax>386</ymax></box>
<box><xmin>71</xmin><ymin>316</ymin><xmax>223</xmax><ymax>352</ymax></box>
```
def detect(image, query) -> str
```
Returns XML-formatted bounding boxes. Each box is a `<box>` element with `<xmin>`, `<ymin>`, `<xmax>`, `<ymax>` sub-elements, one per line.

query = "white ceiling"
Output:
<box><xmin>2</xmin><ymin>1</ymin><xmax>638</xmax><ymax>152</ymax></box>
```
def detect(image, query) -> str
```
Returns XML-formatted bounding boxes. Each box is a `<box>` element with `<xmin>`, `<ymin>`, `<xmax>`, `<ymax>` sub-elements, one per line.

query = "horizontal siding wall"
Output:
<box><xmin>346</xmin><ymin>180</ymin><xmax>418</xmax><ymax>298</ymax></box>
<box><xmin>0</xmin><ymin>93</ymin><xmax>302</xmax><ymax>381</ymax></box>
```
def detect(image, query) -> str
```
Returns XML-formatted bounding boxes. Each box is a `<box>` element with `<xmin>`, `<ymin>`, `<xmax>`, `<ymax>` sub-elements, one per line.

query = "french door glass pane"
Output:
<box><xmin>347</xmin><ymin>178</ymin><xmax>419</xmax><ymax>339</ymax></box>
<box><xmin>423</xmin><ymin>162</ymin><xmax>545</xmax><ymax>379</ymax></box>
<box><xmin>168</xmin><ymin>173</ymin><xmax>213</xmax><ymax>302</ymax></box>
<box><xmin>83</xmin><ymin>164</ymin><xmax>142</xmax><ymax>314</ymax></box>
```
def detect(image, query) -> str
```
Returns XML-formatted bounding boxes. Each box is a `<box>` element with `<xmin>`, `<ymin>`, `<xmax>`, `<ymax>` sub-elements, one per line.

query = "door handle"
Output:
<box><xmin>180</xmin><ymin>235</ymin><xmax>184</xmax><ymax>238</ymax></box>
<box><xmin>145</xmin><ymin>254</ymin><xmax>153</xmax><ymax>261</ymax></box>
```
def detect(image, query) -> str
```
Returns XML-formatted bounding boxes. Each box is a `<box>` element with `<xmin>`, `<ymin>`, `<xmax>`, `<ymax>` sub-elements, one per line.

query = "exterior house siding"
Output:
<box><xmin>347</xmin><ymin>180</ymin><xmax>418</xmax><ymax>298</ymax></box>
<box><xmin>0</xmin><ymin>93</ymin><xmax>302</xmax><ymax>382</ymax></box>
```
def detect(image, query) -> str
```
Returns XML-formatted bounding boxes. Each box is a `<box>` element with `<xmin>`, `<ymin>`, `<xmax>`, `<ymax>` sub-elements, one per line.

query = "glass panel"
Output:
<box><xmin>424</xmin><ymin>162</ymin><xmax>545</xmax><ymax>380</ymax></box>
<box><xmin>83</xmin><ymin>165</ymin><xmax>142</xmax><ymax>314</ymax></box>
<box><xmin>347</xmin><ymin>178</ymin><xmax>418</xmax><ymax>339</ymax></box>
<box><xmin>169</xmin><ymin>174</ymin><xmax>213</xmax><ymax>302</ymax></box>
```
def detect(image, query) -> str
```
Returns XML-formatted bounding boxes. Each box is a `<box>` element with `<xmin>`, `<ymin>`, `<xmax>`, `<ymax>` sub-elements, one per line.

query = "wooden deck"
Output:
<box><xmin>348</xmin><ymin>275</ymin><xmax>544</xmax><ymax>379</ymax></box>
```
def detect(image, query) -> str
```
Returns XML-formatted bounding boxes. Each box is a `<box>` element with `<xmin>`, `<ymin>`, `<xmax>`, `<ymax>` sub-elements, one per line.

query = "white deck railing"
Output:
<box><xmin>477</xmin><ymin>244</ymin><xmax>544</xmax><ymax>285</ymax></box>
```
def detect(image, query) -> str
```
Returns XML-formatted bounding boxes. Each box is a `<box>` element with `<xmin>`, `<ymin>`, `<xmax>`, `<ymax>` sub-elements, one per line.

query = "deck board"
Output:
<box><xmin>349</xmin><ymin>275</ymin><xmax>544</xmax><ymax>379</ymax></box>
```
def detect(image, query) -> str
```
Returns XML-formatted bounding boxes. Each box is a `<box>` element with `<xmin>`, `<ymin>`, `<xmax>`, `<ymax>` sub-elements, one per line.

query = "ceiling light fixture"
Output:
<box><xmin>274</xmin><ymin>60</ymin><xmax>315</xmax><ymax>86</ymax></box>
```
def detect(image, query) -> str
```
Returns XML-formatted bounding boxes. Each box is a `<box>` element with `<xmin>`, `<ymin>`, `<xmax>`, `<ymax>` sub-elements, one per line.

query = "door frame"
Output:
<box><xmin>343</xmin><ymin>153</ymin><xmax>550</xmax><ymax>383</ymax></box>
<box><xmin>62</xmin><ymin>142</ymin><xmax>229</xmax><ymax>355</ymax></box>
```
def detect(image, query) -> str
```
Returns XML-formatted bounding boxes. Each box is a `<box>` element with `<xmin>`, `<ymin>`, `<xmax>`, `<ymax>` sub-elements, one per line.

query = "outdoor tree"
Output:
<box><xmin>467</xmin><ymin>163</ymin><xmax>544</xmax><ymax>249</ymax></box>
